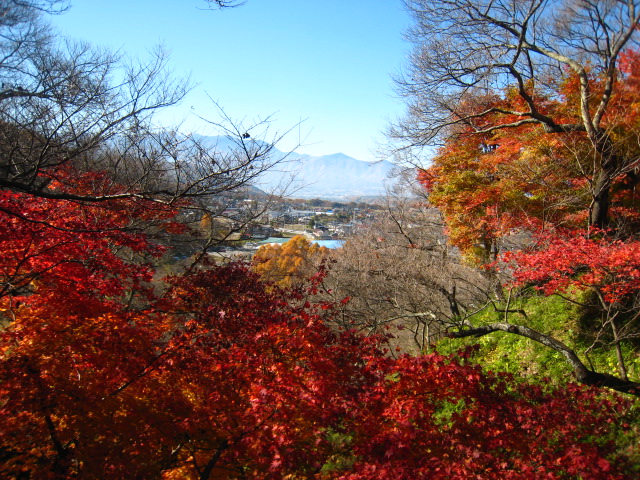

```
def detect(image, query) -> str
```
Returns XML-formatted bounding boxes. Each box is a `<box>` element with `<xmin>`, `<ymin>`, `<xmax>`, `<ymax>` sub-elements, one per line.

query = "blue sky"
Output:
<box><xmin>52</xmin><ymin>0</ymin><xmax>411</xmax><ymax>162</ymax></box>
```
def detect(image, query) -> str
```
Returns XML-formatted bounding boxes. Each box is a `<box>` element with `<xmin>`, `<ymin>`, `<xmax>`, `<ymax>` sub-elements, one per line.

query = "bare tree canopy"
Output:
<box><xmin>393</xmin><ymin>0</ymin><xmax>640</xmax><ymax>147</ymax></box>
<box><xmin>206</xmin><ymin>0</ymin><xmax>246</xmax><ymax>8</ymax></box>
<box><xmin>321</xmin><ymin>185</ymin><xmax>493</xmax><ymax>354</ymax></box>
<box><xmin>0</xmin><ymin>0</ymin><xmax>290</xmax><ymax>211</ymax></box>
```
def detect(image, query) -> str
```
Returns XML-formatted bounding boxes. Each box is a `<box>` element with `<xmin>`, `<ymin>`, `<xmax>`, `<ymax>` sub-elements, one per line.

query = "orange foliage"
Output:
<box><xmin>419</xmin><ymin>49</ymin><xmax>640</xmax><ymax>262</ymax></box>
<box><xmin>252</xmin><ymin>235</ymin><xmax>329</xmax><ymax>289</ymax></box>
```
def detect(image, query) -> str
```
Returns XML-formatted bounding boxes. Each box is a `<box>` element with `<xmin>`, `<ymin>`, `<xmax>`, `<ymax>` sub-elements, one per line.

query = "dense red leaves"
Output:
<box><xmin>507</xmin><ymin>232</ymin><xmax>640</xmax><ymax>304</ymax></box>
<box><xmin>1</xmin><ymin>262</ymin><xmax>633</xmax><ymax>478</ymax></box>
<box><xmin>0</xmin><ymin>260</ymin><xmax>380</xmax><ymax>478</ymax></box>
<box><xmin>0</xmin><ymin>169</ymin><xmax>635</xmax><ymax>478</ymax></box>
<box><xmin>154</xmin><ymin>265</ymin><xmax>386</xmax><ymax>477</ymax></box>
<box><xmin>343</xmin><ymin>351</ymin><xmax>630</xmax><ymax>479</ymax></box>
<box><xmin>0</xmin><ymin>171</ymin><xmax>174</xmax><ymax>316</ymax></box>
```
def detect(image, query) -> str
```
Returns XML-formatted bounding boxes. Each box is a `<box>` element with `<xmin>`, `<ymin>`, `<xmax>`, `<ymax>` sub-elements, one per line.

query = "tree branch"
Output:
<box><xmin>449</xmin><ymin>322</ymin><xmax>640</xmax><ymax>396</ymax></box>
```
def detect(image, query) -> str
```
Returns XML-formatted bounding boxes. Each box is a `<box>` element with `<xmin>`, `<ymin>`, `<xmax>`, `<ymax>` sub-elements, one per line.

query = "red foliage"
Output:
<box><xmin>1</xmin><ymin>260</ymin><xmax>633</xmax><ymax>478</ymax></box>
<box><xmin>344</xmin><ymin>350</ymin><xmax>630</xmax><ymax>479</ymax></box>
<box><xmin>0</xmin><ymin>168</ymin><xmax>634</xmax><ymax>478</ymax></box>
<box><xmin>505</xmin><ymin>231</ymin><xmax>640</xmax><ymax>304</ymax></box>
<box><xmin>0</xmin><ymin>171</ymin><xmax>175</xmax><ymax>316</ymax></box>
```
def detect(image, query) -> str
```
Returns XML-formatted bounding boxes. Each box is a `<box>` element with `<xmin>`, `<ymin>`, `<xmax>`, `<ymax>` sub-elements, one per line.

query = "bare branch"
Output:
<box><xmin>449</xmin><ymin>322</ymin><xmax>640</xmax><ymax>396</ymax></box>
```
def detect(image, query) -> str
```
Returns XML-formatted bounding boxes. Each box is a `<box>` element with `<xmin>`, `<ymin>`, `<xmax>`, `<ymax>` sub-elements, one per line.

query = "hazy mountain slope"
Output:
<box><xmin>190</xmin><ymin>135</ymin><xmax>396</xmax><ymax>199</ymax></box>
<box><xmin>265</xmin><ymin>153</ymin><xmax>395</xmax><ymax>199</ymax></box>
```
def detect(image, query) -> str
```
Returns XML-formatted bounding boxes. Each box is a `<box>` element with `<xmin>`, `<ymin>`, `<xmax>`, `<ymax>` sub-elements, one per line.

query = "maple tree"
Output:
<box><xmin>1</xmin><ymin>266</ymin><xmax>360</xmax><ymax>478</ymax></box>
<box><xmin>392</xmin><ymin>1</ymin><xmax>640</xmax><ymax>395</ymax></box>
<box><xmin>0</xmin><ymin>171</ymin><xmax>178</xmax><ymax>316</ymax></box>
<box><xmin>416</xmin><ymin>46</ymin><xmax>640</xmax><ymax>260</ymax></box>
<box><xmin>396</xmin><ymin>0</ymin><xmax>640</xmax><ymax>260</ymax></box>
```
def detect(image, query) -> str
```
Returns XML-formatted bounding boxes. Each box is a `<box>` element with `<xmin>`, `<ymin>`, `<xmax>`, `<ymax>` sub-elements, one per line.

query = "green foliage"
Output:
<box><xmin>437</xmin><ymin>294</ymin><xmax>581</xmax><ymax>385</ymax></box>
<box><xmin>320</xmin><ymin>428</ymin><xmax>356</xmax><ymax>475</ymax></box>
<box><xmin>432</xmin><ymin>398</ymin><xmax>467</xmax><ymax>428</ymax></box>
<box><xmin>438</xmin><ymin>292</ymin><xmax>640</xmax><ymax>387</ymax></box>
<box><xmin>436</xmin><ymin>292</ymin><xmax>640</xmax><ymax>470</ymax></box>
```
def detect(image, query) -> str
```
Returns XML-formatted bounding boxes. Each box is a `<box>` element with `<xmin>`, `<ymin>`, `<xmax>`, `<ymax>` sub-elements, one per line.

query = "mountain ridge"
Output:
<box><xmin>257</xmin><ymin>150</ymin><xmax>396</xmax><ymax>200</ymax></box>
<box><xmin>193</xmin><ymin>134</ymin><xmax>396</xmax><ymax>200</ymax></box>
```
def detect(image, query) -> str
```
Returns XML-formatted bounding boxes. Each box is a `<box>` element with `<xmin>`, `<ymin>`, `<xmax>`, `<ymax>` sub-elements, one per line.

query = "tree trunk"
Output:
<box><xmin>610</xmin><ymin>317</ymin><xmax>629</xmax><ymax>381</ymax></box>
<box><xmin>199</xmin><ymin>440</ymin><xmax>229</xmax><ymax>480</ymax></box>
<box><xmin>590</xmin><ymin>168</ymin><xmax>611</xmax><ymax>229</ymax></box>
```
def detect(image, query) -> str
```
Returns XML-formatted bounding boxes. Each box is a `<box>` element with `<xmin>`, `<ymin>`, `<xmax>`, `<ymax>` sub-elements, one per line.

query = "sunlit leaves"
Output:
<box><xmin>252</xmin><ymin>235</ymin><xmax>329</xmax><ymax>289</ymax></box>
<box><xmin>0</xmin><ymin>169</ymin><xmax>634</xmax><ymax>477</ymax></box>
<box><xmin>507</xmin><ymin>232</ymin><xmax>640</xmax><ymax>304</ymax></box>
<box><xmin>340</xmin><ymin>350</ymin><xmax>631</xmax><ymax>480</ymax></box>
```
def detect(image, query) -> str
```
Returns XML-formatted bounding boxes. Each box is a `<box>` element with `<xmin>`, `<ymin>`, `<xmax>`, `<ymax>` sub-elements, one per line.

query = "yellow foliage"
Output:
<box><xmin>252</xmin><ymin>235</ymin><xmax>328</xmax><ymax>289</ymax></box>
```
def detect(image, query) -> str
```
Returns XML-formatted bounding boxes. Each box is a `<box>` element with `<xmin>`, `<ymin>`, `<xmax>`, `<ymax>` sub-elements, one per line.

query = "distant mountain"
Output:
<box><xmin>189</xmin><ymin>134</ymin><xmax>397</xmax><ymax>200</ymax></box>
<box><xmin>258</xmin><ymin>152</ymin><xmax>396</xmax><ymax>200</ymax></box>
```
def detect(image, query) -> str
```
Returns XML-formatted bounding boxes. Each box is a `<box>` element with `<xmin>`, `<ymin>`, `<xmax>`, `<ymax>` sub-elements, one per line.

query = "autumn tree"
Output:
<box><xmin>392</xmin><ymin>0</ymin><xmax>640</xmax><ymax>230</ymax></box>
<box><xmin>0</xmin><ymin>253</ymin><xmax>372</xmax><ymax>477</ymax></box>
<box><xmin>252</xmin><ymin>235</ymin><xmax>329</xmax><ymax>289</ymax></box>
<box><xmin>392</xmin><ymin>0</ymin><xmax>640</xmax><ymax>395</ymax></box>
